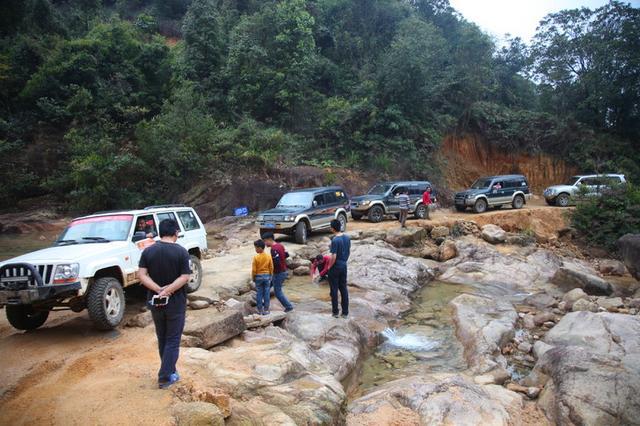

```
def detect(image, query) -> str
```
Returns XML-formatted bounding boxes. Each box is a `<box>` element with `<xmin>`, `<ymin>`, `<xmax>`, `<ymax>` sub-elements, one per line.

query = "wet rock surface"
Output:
<box><xmin>618</xmin><ymin>233</ymin><xmax>640</xmax><ymax>280</ymax></box>
<box><xmin>182</xmin><ymin>309</ymin><xmax>246</xmax><ymax>349</ymax></box>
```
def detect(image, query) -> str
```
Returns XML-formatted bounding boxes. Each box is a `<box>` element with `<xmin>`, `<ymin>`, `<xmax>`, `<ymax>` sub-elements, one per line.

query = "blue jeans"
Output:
<box><xmin>271</xmin><ymin>271</ymin><xmax>293</xmax><ymax>310</ymax></box>
<box><xmin>151</xmin><ymin>301</ymin><xmax>186</xmax><ymax>383</ymax></box>
<box><xmin>329</xmin><ymin>263</ymin><xmax>349</xmax><ymax>316</ymax></box>
<box><xmin>255</xmin><ymin>274</ymin><xmax>272</xmax><ymax>313</ymax></box>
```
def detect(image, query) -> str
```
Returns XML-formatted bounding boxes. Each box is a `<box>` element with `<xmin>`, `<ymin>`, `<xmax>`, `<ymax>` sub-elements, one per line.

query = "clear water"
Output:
<box><xmin>350</xmin><ymin>281</ymin><xmax>472</xmax><ymax>398</ymax></box>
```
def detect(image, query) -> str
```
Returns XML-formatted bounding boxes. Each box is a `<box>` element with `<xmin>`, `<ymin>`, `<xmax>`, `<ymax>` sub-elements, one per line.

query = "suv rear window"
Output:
<box><xmin>177</xmin><ymin>211</ymin><xmax>200</xmax><ymax>231</ymax></box>
<box><xmin>409</xmin><ymin>186</ymin><xmax>423</xmax><ymax>195</ymax></box>
<box><xmin>324</xmin><ymin>192</ymin><xmax>337</xmax><ymax>204</ymax></box>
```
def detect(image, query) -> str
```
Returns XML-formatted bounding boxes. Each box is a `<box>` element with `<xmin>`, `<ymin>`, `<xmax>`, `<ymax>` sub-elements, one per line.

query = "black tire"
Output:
<box><xmin>337</xmin><ymin>212</ymin><xmax>347</xmax><ymax>232</ymax></box>
<box><xmin>556</xmin><ymin>193</ymin><xmax>570</xmax><ymax>207</ymax></box>
<box><xmin>6</xmin><ymin>305</ymin><xmax>49</xmax><ymax>330</ymax></box>
<box><xmin>414</xmin><ymin>203</ymin><xmax>427</xmax><ymax>219</ymax></box>
<box><xmin>294</xmin><ymin>221</ymin><xmax>308</xmax><ymax>244</ymax></box>
<box><xmin>87</xmin><ymin>277</ymin><xmax>125</xmax><ymax>330</ymax></box>
<box><xmin>186</xmin><ymin>255</ymin><xmax>202</xmax><ymax>293</ymax></box>
<box><xmin>512</xmin><ymin>194</ymin><xmax>525</xmax><ymax>209</ymax></box>
<box><xmin>351</xmin><ymin>212</ymin><xmax>363</xmax><ymax>220</ymax></box>
<box><xmin>473</xmin><ymin>198</ymin><xmax>488</xmax><ymax>214</ymax></box>
<box><xmin>368</xmin><ymin>205</ymin><xmax>384</xmax><ymax>223</ymax></box>
<box><xmin>455</xmin><ymin>205</ymin><xmax>466</xmax><ymax>212</ymax></box>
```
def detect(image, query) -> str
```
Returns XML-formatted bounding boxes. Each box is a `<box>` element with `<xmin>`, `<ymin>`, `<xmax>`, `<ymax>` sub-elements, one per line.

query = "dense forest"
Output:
<box><xmin>1</xmin><ymin>0</ymin><xmax>639</xmax><ymax>211</ymax></box>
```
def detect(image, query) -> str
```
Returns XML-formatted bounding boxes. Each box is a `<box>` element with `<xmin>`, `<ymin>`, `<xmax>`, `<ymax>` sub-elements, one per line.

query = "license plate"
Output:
<box><xmin>264</xmin><ymin>223</ymin><xmax>276</xmax><ymax>229</ymax></box>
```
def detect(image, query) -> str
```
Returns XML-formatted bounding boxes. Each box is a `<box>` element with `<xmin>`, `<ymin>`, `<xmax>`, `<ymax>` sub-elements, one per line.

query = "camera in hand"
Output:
<box><xmin>151</xmin><ymin>295</ymin><xmax>169</xmax><ymax>306</ymax></box>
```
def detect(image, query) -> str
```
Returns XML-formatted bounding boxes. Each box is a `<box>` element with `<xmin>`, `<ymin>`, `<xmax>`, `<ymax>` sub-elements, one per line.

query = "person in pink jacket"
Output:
<box><xmin>310</xmin><ymin>254</ymin><xmax>331</xmax><ymax>283</ymax></box>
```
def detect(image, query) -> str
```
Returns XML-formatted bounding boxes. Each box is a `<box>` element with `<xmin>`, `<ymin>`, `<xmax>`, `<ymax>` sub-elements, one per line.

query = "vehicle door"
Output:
<box><xmin>155</xmin><ymin>211</ymin><xmax>181</xmax><ymax>246</ymax></box>
<box><xmin>487</xmin><ymin>180</ymin><xmax>505</xmax><ymax>205</ymax></box>
<box><xmin>502</xmin><ymin>179</ymin><xmax>518</xmax><ymax>203</ymax></box>
<box><xmin>309</xmin><ymin>193</ymin><xmax>328</xmax><ymax>229</ymax></box>
<box><xmin>577</xmin><ymin>177</ymin><xmax>598</xmax><ymax>198</ymax></box>
<box><xmin>322</xmin><ymin>191</ymin><xmax>340</xmax><ymax>227</ymax></box>
<box><xmin>175</xmin><ymin>209</ymin><xmax>206</xmax><ymax>252</ymax></box>
<box><xmin>130</xmin><ymin>214</ymin><xmax>159</xmax><ymax>273</ymax></box>
<box><xmin>386</xmin><ymin>185</ymin><xmax>401</xmax><ymax>213</ymax></box>
<box><xmin>408</xmin><ymin>185</ymin><xmax>423</xmax><ymax>212</ymax></box>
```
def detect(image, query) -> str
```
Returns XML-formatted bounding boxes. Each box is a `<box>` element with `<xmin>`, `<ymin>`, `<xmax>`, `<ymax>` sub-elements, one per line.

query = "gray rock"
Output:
<box><xmin>523</xmin><ymin>314</ymin><xmax>536</xmax><ymax>329</ymax></box>
<box><xmin>596</xmin><ymin>297</ymin><xmax>624</xmax><ymax>311</ymax></box>
<box><xmin>293</xmin><ymin>266</ymin><xmax>310</xmax><ymax>276</ymax></box>
<box><xmin>437</xmin><ymin>239</ymin><xmax>457</xmax><ymax>261</ymax></box>
<box><xmin>517</xmin><ymin>341</ymin><xmax>532</xmax><ymax>353</ymax></box>
<box><xmin>551</xmin><ymin>266</ymin><xmax>613</xmax><ymax>295</ymax></box>
<box><xmin>125</xmin><ymin>311</ymin><xmax>153</xmax><ymax>328</ymax></box>
<box><xmin>524</xmin><ymin>292</ymin><xmax>557</xmax><ymax>309</ymax></box>
<box><xmin>562</xmin><ymin>288</ymin><xmax>588</xmax><ymax>309</ymax></box>
<box><xmin>572</xmin><ymin>298</ymin><xmax>598</xmax><ymax>312</ymax></box>
<box><xmin>533</xmin><ymin>311</ymin><xmax>556</xmax><ymax>326</ymax></box>
<box><xmin>481</xmin><ymin>224</ymin><xmax>507</xmax><ymax>244</ymax></box>
<box><xmin>450</xmin><ymin>293</ymin><xmax>518</xmax><ymax>373</ymax></box>
<box><xmin>188</xmin><ymin>291</ymin><xmax>220</xmax><ymax>305</ymax></box>
<box><xmin>384</xmin><ymin>227</ymin><xmax>427</xmax><ymax>248</ymax></box>
<box><xmin>244</xmin><ymin>311</ymin><xmax>287</xmax><ymax>329</ymax></box>
<box><xmin>430</xmin><ymin>226</ymin><xmax>450</xmax><ymax>241</ymax></box>
<box><xmin>172</xmin><ymin>401</ymin><xmax>224</xmax><ymax>426</ymax></box>
<box><xmin>183</xmin><ymin>309</ymin><xmax>246</xmax><ymax>349</ymax></box>
<box><xmin>598</xmin><ymin>259</ymin><xmax>627</xmax><ymax>276</ymax></box>
<box><xmin>533</xmin><ymin>341</ymin><xmax>553</xmax><ymax>359</ymax></box>
<box><xmin>533</xmin><ymin>311</ymin><xmax>640</xmax><ymax>425</ymax></box>
<box><xmin>618</xmin><ymin>234</ymin><xmax>640</xmax><ymax>280</ymax></box>
<box><xmin>347</xmin><ymin>374</ymin><xmax>522</xmax><ymax>425</ymax></box>
<box><xmin>189</xmin><ymin>300</ymin><xmax>211</xmax><ymax>310</ymax></box>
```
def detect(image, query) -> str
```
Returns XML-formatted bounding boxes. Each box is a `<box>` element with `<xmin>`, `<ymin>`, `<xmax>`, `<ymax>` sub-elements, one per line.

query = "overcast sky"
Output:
<box><xmin>449</xmin><ymin>0</ymin><xmax>640</xmax><ymax>43</ymax></box>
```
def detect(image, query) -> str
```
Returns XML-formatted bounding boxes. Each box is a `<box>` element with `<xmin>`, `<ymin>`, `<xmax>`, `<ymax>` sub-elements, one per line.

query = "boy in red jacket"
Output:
<box><xmin>310</xmin><ymin>254</ymin><xmax>331</xmax><ymax>283</ymax></box>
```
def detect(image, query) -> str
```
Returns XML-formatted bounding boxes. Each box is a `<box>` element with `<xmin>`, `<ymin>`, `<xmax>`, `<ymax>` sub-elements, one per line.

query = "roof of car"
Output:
<box><xmin>481</xmin><ymin>175</ymin><xmax>527</xmax><ymax>180</ymax></box>
<box><xmin>571</xmin><ymin>173</ymin><xmax>626</xmax><ymax>178</ymax></box>
<box><xmin>380</xmin><ymin>181</ymin><xmax>431</xmax><ymax>186</ymax></box>
<box><xmin>288</xmin><ymin>186</ymin><xmax>345</xmax><ymax>194</ymax></box>
<box><xmin>75</xmin><ymin>206</ymin><xmax>195</xmax><ymax>221</ymax></box>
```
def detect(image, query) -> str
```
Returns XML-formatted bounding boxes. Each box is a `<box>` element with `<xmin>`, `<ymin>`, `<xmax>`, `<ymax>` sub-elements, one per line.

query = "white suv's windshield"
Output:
<box><xmin>564</xmin><ymin>176</ymin><xmax>581</xmax><ymax>186</ymax></box>
<box><xmin>277</xmin><ymin>192</ymin><xmax>313</xmax><ymax>208</ymax></box>
<box><xmin>471</xmin><ymin>178</ymin><xmax>492</xmax><ymax>189</ymax></box>
<box><xmin>368</xmin><ymin>184</ymin><xmax>392</xmax><ymax>195</ymax></box>
<box><xmin>57</xmin><ymin>214</ymin><xmax>133</xmax><ymax>245</ymax></box>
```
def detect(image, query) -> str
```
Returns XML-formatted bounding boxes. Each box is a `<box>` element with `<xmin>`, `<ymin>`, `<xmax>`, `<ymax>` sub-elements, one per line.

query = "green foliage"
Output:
<box><xmin>571</xmin><ymin>184</ymin><xmax>640</xmax><ymax>252</ymax></box>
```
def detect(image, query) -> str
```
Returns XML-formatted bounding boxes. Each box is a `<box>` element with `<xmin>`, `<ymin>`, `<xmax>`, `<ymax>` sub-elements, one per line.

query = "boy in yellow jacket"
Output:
<box><xmin>252</xmin><ymin>240</ymin><xmax>274</xmax><ymax>315</ymax></box>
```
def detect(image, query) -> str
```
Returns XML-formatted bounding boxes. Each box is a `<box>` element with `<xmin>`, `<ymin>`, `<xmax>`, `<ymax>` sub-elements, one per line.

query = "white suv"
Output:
<box><xmin>543</xmin><ymin>174</ymin><xmax>627</xmax><ymax>207</ymax></box>
<box><xmin>0</xmin><ymin>205</ymin><xmax>207</xmax><ymax>331</ymax></box>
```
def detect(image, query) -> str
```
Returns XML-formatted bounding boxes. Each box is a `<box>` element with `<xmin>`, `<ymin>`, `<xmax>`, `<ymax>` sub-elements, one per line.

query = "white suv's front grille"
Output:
<box><xmin>0</xmin><ymin>264</ymin><xmax>53</xmax><ymax>289</ymax></box>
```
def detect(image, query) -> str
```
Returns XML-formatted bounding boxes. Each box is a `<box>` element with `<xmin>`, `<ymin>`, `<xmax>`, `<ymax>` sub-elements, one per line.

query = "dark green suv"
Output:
<box><xmin>350</xmin><ymin>181</ymin><xmax>432</xmax><ymax>223</ymax></box>
<box><xmin>454</xmin><ymin>175</ymin><xmax>531</xmax><ymax>213</ymax></box>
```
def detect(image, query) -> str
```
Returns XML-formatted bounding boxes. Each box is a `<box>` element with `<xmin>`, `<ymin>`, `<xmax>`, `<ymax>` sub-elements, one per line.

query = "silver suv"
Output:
<box><xmin>543</xmin><ymin>174</ymin><xmax>627</xmax><ymax>207</ymax></box>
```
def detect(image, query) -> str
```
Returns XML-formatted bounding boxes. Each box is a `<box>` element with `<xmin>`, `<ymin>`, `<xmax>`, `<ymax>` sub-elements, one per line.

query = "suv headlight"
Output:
<box><xmin>53</xmin><ymin>263</ymin><xmax>80</xmax><ymax>284</ymax></box>
<box><xmin>361</xmin><ymin>200</ymin><xmax>371</xmax><ymax>206</ymax></box>
<box><xmin>257</xmin><ymin>215</ymin><xmax>264</xmax><ymax>221</ymax></box>
<box><xmin>466</xmin><ymin>194</ymin><xmax>474</xmax><ymax>199</ymax></box>
<box><xmin>283</xmin><ymin>215</ymin><xmax>295</xmax><ymax>221</ymax></box>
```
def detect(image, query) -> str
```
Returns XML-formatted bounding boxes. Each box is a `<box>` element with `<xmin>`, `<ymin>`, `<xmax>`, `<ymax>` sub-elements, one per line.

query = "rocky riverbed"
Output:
<box><xmin>1</xmin><ymin>209</ymin><xmax>639</xmax><ymax>425</ymax></box>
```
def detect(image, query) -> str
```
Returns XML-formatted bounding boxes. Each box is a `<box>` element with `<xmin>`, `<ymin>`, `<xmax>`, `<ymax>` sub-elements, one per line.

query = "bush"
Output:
<box><xmin>571</xmin><ymin>184</ymin><xmax>640</xmax><ymax>251</ymax></box>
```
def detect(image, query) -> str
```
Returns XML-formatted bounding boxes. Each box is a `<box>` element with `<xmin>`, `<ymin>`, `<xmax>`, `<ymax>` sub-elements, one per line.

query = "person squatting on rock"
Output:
<box><xmin>252</xmin><ymin>239</ymin><xmax>274</xmax><ymax>315</ymax></box>
<box><xmin>327</xmin><ymin>219</ymin><xmax>351</xmax><ymax>318</ymax></box>
<box><xmin>138</xmin><ymin>219</ymin><xmax>191</xmax><ymax>389</ymax></box>
<box><xmin>422</xmin><ymin>186</ymin><xmax>433</xmax><ymax>220</ymax></box>
<box><xmin>262</xmin><ymin>232</ymin><xmax>294</xmax><ymax>312</ymax></box>
<box><xmin>397</xmin><ymin>188</ymin><xmax>410</xmax><ymax>228</ymax></box>
<box><xmin>310</xmin><ymin>254</ymin><xmax>331</xmax><ymax>283</ymax></box>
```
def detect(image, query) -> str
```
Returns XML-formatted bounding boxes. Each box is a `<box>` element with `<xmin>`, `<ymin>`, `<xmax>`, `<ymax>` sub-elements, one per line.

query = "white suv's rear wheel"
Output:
<box><xmin>87</xmin><ymin>277</ymin><xmax>125</xmax><ymax>330</ymax></box>
<box><xmin>186</xmin><ymin>255</ymin><xmax>202</xmax><ymax>293</ymax></box>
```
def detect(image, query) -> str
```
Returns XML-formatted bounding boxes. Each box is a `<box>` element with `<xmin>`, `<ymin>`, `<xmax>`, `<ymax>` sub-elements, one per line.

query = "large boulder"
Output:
<box><xmin>438</xmin><ymin>239</ymin><xmax>457</xmax><ymax>261</ymax></box>
<box><xmin>347</xmin><ymin>374</ymin><xmax>523</xmax><ymax>426</ymax></box>
<box><xmin>183</xmin><ymin>309</ymin><xmax>246</xmax><ymax>349</ymax></box>
<box><xmin>172</xmin><ymin>402</ymin><xmax>224</xmax><ymax>426</ymax></box>
<box><xmin>551</xmin><ymin>266</ymin><xmax>613</xmax><ymax>295</ymax></box>
<box><xmin>562</xmin><ymin>288</ymin><xmax>588</xmax><ymax>309</ymax></box>
<box><xmin>384</xmin><ymin>227</ymin><xmax>427</xmax><ymax>248</ymax></box>
<box><xmin>532</xmin><ymin>312</ymin><xmax>640</xmax><ymax>425</ymax></box>
<box><xmin>481</xmin><ymin>224</ymin><xmax>507</xmax><ymax>244</ymax></box>
<box><xmin>618</xmin><ymin>234</ymin><xmax>640</xmax><ymax>280</ymax></box>
<box><xmin>450</xmin><ymin>293</ymin><xmax>518</xmax><ymax>373</ymax></box>
<box><xmin>181</xmin><ymin>326</ymin><xmax>345</xmax><ymax>425</ymax></box>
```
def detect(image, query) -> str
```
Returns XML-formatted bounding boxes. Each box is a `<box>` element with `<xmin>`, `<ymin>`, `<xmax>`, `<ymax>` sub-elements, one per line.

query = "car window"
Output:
<box><xmin>471</xmin><ymin>179</ymin><xmax>492</xmax><ymax>189</ymax></box>
<box><xmin>134</xmin><ymin>214</ymin><xmax>157</xmax><ymax>238</ymax></box>
<box><xmin>157</xmin><ymin>212</ymin><xmax>177</xmax><ymax>224</ymax></box>
<box><xmin>392</xmin><ymin>186</ymin><xmax>406</xmax><ymax>195</ymax></box>
<box><xmin>60</xmin><ymin>214</ymin><xmax>133</xmax><ymax>243</ymax></box>
<box><xmin>580</xmin><ymin>178</ymin><xmax>596</xmax><ymax>186</ymax></box>
<box><xmin>492</xmin><ymin>181</ymin><xmax>504</xmax><ymax>189</ymax></box>
<box><xmin>313</xmin><ymin>194</ymin><xmax>325</xmax><ymax>206</ymax></box>
<box><xmin>336</xmin><ymin>190</ymin><xmax>347</xmax><ymax>202</ymax></box>
<box><xmin>324</xmin><ymin>191</ymin><xmax>337</xmax><ymax>204</ymax></box>
<box><xmin>603</xmin><ymin>176</ymin><xmax>622</xmax><ymax>186</ymax></box>
<box><xmin>176</xmin><ymin>211</ymin><xmax>200</xmax><ymax>231</ymax></box>
<box><xmin>409</xmin><ymin>186</ymin><xmax>422</xmax><ymax>195</ymax></box>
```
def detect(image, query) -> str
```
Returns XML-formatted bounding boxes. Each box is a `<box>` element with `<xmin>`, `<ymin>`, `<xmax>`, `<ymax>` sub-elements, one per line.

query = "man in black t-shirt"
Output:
<box><xmin>139</xmin><ymin>219</ymin><xmax>191</xmax><ymax>389</ymax></box>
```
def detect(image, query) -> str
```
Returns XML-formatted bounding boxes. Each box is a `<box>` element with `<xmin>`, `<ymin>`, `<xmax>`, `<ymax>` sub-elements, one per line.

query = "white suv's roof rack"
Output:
<box><xmin>143</xmin><ymin>204</ymin><xmax>187</xmax><ymax>210</ymax></box>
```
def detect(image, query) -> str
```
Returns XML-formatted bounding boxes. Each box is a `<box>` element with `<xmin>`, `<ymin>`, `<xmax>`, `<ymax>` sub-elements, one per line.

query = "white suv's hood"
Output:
<box><xmin>2</xmin><ymin>241</ymin><xmax>129</xmax><ymax>265</ymax></box>
<box><xmin>546</xmin><ymin>185</ymin><xmax>576</xmax><ymax>193</ymax></box>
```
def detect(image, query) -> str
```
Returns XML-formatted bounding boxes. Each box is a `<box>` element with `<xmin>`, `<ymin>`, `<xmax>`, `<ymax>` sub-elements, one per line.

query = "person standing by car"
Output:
<box><xmin>138</xmin><ymin>219</ymin><xmax>191</xmax><ymax>389</ymax></box>
<box><xmin>262</xmin><ymin>232</ymin><xmax>294</xmax><ymax>312</ymax></box>
<box><xmin>422</xmin><ymin>187</ymin><xmax>433</xmax><ymax>220</ymax></box>
<box><xmin>252</xmin><ymin>239</ymin><xmax>273</xmax><ymax>315</ymax></box>
<box><xmin>326</xmin><ymin>219</ymin><xmax>350</xmax><ymax>318</ymax></box>
<box><xmin>397</xmin><ymin>188</ymin><xmax>410</xmax><ymax>228</ymax></box>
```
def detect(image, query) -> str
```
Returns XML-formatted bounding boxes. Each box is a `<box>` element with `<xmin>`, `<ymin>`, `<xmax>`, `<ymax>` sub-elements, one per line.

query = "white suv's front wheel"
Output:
<box><xmin>87</xmin><ymin>277</ymin><xmax>125</xmax><ymax>330</ymax></box>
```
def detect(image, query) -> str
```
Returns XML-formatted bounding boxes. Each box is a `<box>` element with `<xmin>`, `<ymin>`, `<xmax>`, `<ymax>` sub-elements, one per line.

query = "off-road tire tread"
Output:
<box><xmin>186</xmin><ymin>255</ymin><xmax>202</xmax><ymax>294</ymax></box>
<box><xmin>87</xmin><ymin>277</ymin><xmax>124</xmax><ymax>331</ymax></box>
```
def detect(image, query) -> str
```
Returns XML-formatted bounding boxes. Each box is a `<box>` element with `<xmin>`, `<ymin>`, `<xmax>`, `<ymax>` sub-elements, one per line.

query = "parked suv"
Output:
<box><xmin>454</xmin><ymin>175</ymin><xmax>531</xmax><ymax>213</ymax></box>
<box><xmin>350</xmin><ymin>181</ymin><xmax>432</xmax><ymax>223</ymax></box>
<box><xmin>0</xmin><ymin>205</ymin><xmax>207</xmax><ymax>331</ymax></box>
<box><xmin>257</xmin><ymin>187</ymin><xmax>350</xmax><ymax>244</ymax></box>
<box><xmin>543</xmin><ymin>174</ymin><xmax>627</xmax><ymax>207</ymax></box>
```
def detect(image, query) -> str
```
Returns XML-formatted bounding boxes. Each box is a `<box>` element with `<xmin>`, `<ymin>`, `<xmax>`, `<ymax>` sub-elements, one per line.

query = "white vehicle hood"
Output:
<box><xmin>1</xmin><ymin>241</ymin><xmax>129</xmax><ymax>265</ymax></box>
<box><xmin>546</xmin><ymin>185</ymin><xmax>576</xmax><ymax>193</ymax></box>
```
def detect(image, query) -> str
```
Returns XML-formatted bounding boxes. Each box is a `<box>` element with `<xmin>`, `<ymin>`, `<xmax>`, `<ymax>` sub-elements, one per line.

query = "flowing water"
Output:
<box><xmin>349</xmin><ymin>281</ymin><xmax>472</xmax><ymax>399</ymax></box>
